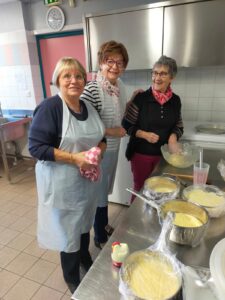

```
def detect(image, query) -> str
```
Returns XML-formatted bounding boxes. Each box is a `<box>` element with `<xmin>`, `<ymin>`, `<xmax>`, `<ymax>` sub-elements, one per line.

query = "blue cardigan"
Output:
<box><xmin>28</xmin><ymin>95</ymin><xmax>89</xmax><ymax>161</ymax></box>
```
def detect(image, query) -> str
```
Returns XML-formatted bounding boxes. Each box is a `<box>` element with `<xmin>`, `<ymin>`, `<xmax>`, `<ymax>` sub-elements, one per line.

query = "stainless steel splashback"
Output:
<box><xmin>83</xmin><ymin>0</ymin><xmax>225</xmax><ymax>71</ymax></box>
<box><xmin>85</xmin><ymin>7</ymin><xmax>163</xmax><ymax>71</ymax></box>
<box><xmin>163</xmin><ymin>0</ymin><xmax>225</xmax><ymax>67</ymax></box>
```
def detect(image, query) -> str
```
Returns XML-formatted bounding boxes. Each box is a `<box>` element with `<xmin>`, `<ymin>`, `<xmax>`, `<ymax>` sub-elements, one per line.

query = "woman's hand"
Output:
<box><xmin>168</xmin><ymin>133</ymin><xmax>181</xmax><ymax>153</ymax></box>
<box><xmin>168</xmin><ymin>133</ymin><xmax>177</xmax><ymax>144</ymax></box>
<box><xmin>136</xmin><ymin>130</ymin><xmax>159</xmax><ymax>143</ymax></box>
<box><xmin>126</xmin><ymin>89</ymin><xmax>144</xmax><ymax>108</ymax></box>
<box><xmin>105</xmin><ymin>127</ymin><xmax>127</xmax><ymax>137</ymax></box>
<box><xmin>71</xmin><ymin>152</ymin><xmax>95</xmax><ymax>170</ymax></box>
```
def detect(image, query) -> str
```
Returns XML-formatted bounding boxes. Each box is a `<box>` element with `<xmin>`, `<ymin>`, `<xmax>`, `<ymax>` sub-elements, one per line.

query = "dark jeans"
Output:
<box><xmin>60</xmin><ymin>232</ymin><xmax>93</xmax><ymax>284</ymax></box>
<box><xmin>94</xmin><ymin>206</ymin><xmax>108</xmax><ymax>243</ymax></box>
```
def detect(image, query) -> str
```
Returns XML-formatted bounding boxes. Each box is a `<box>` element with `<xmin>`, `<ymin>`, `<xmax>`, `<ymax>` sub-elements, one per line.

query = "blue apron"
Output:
<box><xmin>36</xmin><ymin>97</ymin><xmax>105</xmax><ymax>252</ymax></box>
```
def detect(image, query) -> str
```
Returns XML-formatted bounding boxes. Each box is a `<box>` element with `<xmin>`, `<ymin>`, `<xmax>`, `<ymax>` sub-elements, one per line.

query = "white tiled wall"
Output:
<box><xmin>0</xmin><ymin>30</ymin><xmax>43</xmax><ymax>112</ymax></box>
<box><xmin>122</xmin><ymin>66</ymin><xmax>225</xmax><ymax>123</ymax></box>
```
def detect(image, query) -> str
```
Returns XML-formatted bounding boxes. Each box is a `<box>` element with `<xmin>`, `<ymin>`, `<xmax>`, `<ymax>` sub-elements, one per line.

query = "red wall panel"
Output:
<box><xmin>39</xmin><ymin>34</ymin><xmax>87</xmax><ymax>97</ymax></box>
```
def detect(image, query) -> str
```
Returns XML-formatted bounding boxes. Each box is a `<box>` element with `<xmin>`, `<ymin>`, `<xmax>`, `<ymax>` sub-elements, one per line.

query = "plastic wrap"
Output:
<box><xmin>209</xmin><ymin>238</ymin><xmax>225</xmax><ymax>300</ymax></box>
<box><xmin>217</xmin><ymin>159</ymin><xmax>225</xmax><ymax>181</ymax></box>
<box><xmin>119</xmin><ymin>214</ymin><xmax>182</xmax><ymax>300</ymax></box>
<box><xmin>182</xmin><ymin>184</ymin><xmax>225</xmax><ymax>218</ymax></box>
<box><xmin>182</xmin><ymin>266</ymin><xmax>218</xmax><ymax>300</ymax></box>
<box><xmin>143</xmin><ymin>176</ymin><xmax>180</xmax><ymax>204</ymax></box>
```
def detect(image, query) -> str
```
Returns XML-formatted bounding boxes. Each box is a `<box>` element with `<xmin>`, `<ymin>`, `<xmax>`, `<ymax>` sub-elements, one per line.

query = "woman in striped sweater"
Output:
<box><xmin>80</xmin><ymin>41</ymin><xmax>129</xmax><ymax>249</ymax></box>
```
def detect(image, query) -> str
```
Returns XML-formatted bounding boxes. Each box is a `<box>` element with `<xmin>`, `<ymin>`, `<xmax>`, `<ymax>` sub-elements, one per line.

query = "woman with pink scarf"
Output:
<box><xmin>122</xmin><ymin>56</ymin><xmax>183</xmax><ymax>202</ymax></box>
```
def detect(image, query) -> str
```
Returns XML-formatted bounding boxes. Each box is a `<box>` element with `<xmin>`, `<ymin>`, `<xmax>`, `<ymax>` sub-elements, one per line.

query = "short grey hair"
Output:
<box><xmin>153</xmin><ymin>55</ymin><xmax>177</xmax><ymax>78</ymax></box>
<box><xmin>52</xmin><ymin>57</ymin><xmax>87</xmax><ymax>88</ymax></box>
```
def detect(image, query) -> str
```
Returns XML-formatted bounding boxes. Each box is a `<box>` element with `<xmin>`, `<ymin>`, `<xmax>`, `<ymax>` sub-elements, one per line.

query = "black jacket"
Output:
<box><xmin>122</xmin><ymin>88</ymin><xmax>183</xmax><ymax>160</ymax></box>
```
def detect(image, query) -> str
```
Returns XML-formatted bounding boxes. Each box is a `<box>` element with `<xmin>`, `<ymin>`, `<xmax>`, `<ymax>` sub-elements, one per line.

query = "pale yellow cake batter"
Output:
<box><xmin>173</xmin><ymin>212</ymin><xmax>203</xmax><ymax>227</ymax></box>
<box><xmin>145</xmin><ymin>177</ymin><xmax>177</xmax><ymax>193</ymax></box>
<box><xmin>125</xmin><ymin>252</ymin><xmax>180</xmax><ymax>300</ymax></box>
<box><xmin>186</xmin><ymin>189</ymin><xmax>225</xmax><ymax>207</ymax></box>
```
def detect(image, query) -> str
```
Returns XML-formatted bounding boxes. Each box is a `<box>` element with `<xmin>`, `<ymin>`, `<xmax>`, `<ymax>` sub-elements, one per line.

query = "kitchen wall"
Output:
<box><xmin>122</xmin><ymin>66</ymin><xmax>225</xmax><ymax>122</ymax></box>
<box><xmin>0</xmin><ymin>1</ymin><xmax>42</xmax><ymax>115</ymax></box>
<box><xmin>0</xmin><ymin>0</ymin><xmax>224</xmax><ymax>123</ymax></box>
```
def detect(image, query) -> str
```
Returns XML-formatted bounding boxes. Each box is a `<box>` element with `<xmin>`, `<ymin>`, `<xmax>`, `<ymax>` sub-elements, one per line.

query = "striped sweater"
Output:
<box><xmin>80</xmin><ymin>80</ymin><xmax>127</xmax><ymax>151</ymax></box>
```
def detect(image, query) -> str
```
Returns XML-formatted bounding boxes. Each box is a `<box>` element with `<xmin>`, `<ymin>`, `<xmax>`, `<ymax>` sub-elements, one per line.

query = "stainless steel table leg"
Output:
<box><xmin>0</xmin><ymin>132</ymin><xmax>11</xmax><ymax>182</ymax></box>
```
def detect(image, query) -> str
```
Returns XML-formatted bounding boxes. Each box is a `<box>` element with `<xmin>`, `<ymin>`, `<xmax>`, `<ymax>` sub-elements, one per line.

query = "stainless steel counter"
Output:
<box><xmin>72</xmin><ymin>148</ymin><xmax>225</xmax><ymax>300</ymax></box>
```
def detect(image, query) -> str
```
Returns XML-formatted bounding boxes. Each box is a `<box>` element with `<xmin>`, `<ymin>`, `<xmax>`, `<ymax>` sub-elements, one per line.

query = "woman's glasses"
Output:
<box><xmin>151</xmin><ymin>71</ymin><xmax>169</xmax><ymax>78</ymax></box>
<box><xmin>106</xmin><ymin>59</ymin><xmax>124</xmax><ymax>69</ymax></box>
<box><xmin>62</xmin><ymin>73</ymin><xmax>85</xmax><ymax>83</ymax></box>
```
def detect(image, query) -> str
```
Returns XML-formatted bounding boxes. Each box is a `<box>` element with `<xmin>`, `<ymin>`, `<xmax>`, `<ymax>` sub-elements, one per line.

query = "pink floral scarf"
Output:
<box><xmin>96</xmin><ymin>71</ymin><xmax>120</xmax><ymax>97</ymax></box>
<box><xmin>152</xmin><ymin>86</ymin><xmax>173</xmax><ymax>105</ymax></box>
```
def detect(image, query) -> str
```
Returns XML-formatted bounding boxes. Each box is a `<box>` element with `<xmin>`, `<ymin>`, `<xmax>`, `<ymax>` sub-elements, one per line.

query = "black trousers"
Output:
<box><xmin>94</xmin><ymin>206</ymin><xmax>108</xmax><ymax>243</ymax></box>
<box><xmin>60</xmin><ymin>232</ymin><xmax>93</xmax><ymax>284</ymax></box>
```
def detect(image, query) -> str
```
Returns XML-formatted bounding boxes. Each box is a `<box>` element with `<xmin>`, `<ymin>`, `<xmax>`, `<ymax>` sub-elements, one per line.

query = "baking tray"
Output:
<box><xmin>195</xmin><ymin>124</ymin><xmax>225</xmax><ymax>134</ymax></box>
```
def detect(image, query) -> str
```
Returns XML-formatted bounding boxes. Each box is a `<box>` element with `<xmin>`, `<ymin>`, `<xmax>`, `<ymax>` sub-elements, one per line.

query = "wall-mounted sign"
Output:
<box><xmin>44</xmin><ymin>0</ymin><xmax>61</xmax><ymax>6</ymax></box>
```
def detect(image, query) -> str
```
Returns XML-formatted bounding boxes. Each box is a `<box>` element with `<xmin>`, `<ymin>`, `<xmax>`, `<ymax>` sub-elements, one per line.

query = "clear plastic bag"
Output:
<box><xmin>182</xmin><ymin>265</ymin><xmax>219</xmax><ymax>300</ymax></box>
<box><xmin>119</xmin><ymin>214</ymin><xmax>182</xmax><ymax>300</ymax></box>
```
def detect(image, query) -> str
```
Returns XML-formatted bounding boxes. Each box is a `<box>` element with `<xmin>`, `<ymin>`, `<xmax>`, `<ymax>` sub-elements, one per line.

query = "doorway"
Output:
<box><xmin>36</xmin><ymin>30</ymin><xmax>87</xmax><ymax>98</ymax></box>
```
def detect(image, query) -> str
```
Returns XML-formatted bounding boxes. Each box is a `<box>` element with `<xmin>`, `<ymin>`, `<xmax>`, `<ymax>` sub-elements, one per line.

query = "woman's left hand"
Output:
<box><xmin>125</xmin><ymin>89</ymin><xmax>144</xmax><ymax>111</ymax></box>
<box><xmin>168</xmin><ymin>134</ymin><xmax>181</xmax><ymax>153</ymax></box>
<box><xmin>168</xmin><ymin>133</ymin><xmax>177</xmax><ymax>144</ymax></box>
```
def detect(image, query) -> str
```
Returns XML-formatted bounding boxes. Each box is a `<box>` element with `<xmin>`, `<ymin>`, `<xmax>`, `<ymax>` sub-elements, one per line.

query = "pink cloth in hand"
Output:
<box><xmin>80</xmin><ymin>147</ymin><xmax>101</xmax><ymax>182</ymax></box>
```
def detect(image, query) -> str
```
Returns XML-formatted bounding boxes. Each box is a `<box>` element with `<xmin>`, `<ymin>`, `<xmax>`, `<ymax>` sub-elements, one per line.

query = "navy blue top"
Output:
<box><xmin>28</xmin><ymin>94</ymin><xmax>101</xmax><ymax>161</ymax></box>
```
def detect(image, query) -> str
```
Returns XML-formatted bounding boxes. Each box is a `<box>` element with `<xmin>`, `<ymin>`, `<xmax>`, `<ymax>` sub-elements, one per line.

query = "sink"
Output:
<box><xmin>0</xmin><ymin>117</ymin><xmax>32</xmax><ymax>142</ymax></box>
<box><xmin>0</xmin><ymin>116</ymin><xmax>32</xmax><ymax>181</ymax></box>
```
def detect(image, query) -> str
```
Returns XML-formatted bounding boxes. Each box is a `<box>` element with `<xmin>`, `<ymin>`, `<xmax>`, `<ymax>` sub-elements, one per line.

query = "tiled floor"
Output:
<box><xmin>0</xmin><ymin>159</ymin><xmax>128</xmax><ymax>299</ymax></box>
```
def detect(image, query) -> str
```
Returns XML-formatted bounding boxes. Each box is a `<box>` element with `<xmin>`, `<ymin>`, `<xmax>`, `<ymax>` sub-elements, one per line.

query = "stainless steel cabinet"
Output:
<box><xmin>84</xmin><ymin>7</ymin><xmax>163</xmax><ymax>71</ymax></box>
<box><xmin>163</xmin><ymin>0</ymin><xmax>225</xmax><ymax>67</ymax></box>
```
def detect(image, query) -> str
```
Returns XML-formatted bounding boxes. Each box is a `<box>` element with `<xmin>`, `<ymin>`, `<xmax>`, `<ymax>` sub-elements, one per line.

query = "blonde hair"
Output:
<box><xmin>98</xmin><ymin>40</ymin><xmax>129</xmax><ymax>68</ymax></box>
<box><xmin>52</xmin><ymin>57</ymin><xmax>87</xmax><ymax>87</ymax></box>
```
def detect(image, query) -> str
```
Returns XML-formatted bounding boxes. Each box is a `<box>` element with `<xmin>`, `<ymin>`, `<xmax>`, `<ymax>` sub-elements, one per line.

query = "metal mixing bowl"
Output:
<box><xmin>120</xmin><ymin>249</ymin><xmax>182</xmax><ymax>300</ymax></box>
<box><xmin>143</xmin><ymin>175</ymin><xmax>180</xmax><ymax>203</ymax></box>
<box><xmin>161</xmin><ymin>142</ymin><xmax>199</xmax><ymax>168</ymax></box>
<box><xmin>160</xmin><ymin>200</ymin><xmax>209</xmax><ymax>247</ymax></box>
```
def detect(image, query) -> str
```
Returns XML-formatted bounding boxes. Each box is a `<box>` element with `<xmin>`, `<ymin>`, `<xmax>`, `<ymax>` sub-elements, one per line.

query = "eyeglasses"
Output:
<box><xmin>106</xmin><ymin>59</ymin><xmax>124</xmax><ymax>69</ymax></box>
<box><xmin>61</xmin><ymin>73</ymin><xmax>85</xmax><ymax>83</ymax></box>
<box><xmin>151</xmin><ymin>71</ymin><xmax>169</xmax><ymax>78</ymax></box>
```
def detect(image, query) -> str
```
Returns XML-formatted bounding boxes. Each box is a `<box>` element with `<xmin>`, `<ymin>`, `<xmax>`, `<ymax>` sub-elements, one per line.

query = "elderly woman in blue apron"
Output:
<box><xmin>29</xmin><ymin>57</ymin><xmax>105</xmax><ymax>293</ymax></box>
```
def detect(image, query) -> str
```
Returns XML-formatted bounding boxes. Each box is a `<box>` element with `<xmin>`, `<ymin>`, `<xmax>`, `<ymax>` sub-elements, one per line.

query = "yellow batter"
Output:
<box><xmin>173</xmin><ymin>212</ymin><xmax>203</xmax><ymax>227</ymax></box>
<box><xmin>167</xmin><ymin>153</ymin><xmax>190</xmax><ymax>167</ymax></box>
<box><xmin>145</xmin><ymin>177</ymin><xmax>177</xmax><ymax>193</ymax></box>
<box><xmin>186</xmin><ymin>189</ymin><xmax>225</xmax><ymax>207</ymax></box>
<box><xmin>124</xmin><ymin>252</ymin><xmax>180</xmax><ymax>300</ymax></box>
